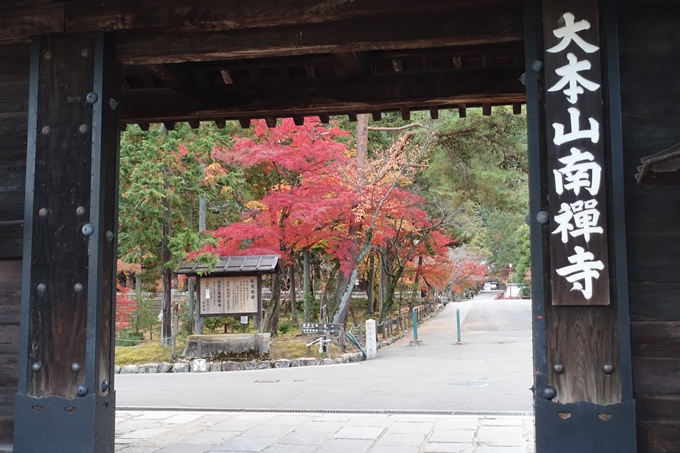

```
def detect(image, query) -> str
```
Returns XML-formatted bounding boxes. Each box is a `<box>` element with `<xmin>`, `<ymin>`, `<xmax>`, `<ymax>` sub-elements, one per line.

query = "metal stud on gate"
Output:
<box><xmin>531</xmin><ymin>60</ymin><xmax>544</xmax><ymax>73</ymax></box>
<box><xmin>31</xmin><ymin>363</ymin><xmax>41</xmax><ymax>373</ymax></box>
<box><xmin>79</xmin><ymin>124</ymin><xmax>88</xmax><ymax>134</ymax></box>
<box><xmin>76</xmin><ymin>206</ymin><xmax>86</xmax><ymax>216</ymax></box>
<box><xmin>37</xmin><ymin>283</ymin><xmax>46</xmax><ymax>294</ymax></box>
<box><xmin>71</xmin><ymin>363</ymin><xmax>81</xmax><ymax>373</ymax></box>
<box><xmin>38</xmin><ymin>208</ymin><xmax>48</xmax><ymax>217</ymax></box>
<box><xmin>81</xmin><ymin>48</ymin><xmax>90</xmax><ymax>58</ymax></box>
<box><xmin>603</xmin><ymin>364</ymin><xmax>614</xmax><ymax>374</ymax></box>
<box><xmin>536</xmin><ymin>211</ymin><xmax>550</xmax><ymax>224</ymax></box>
<box><xmin>543</xmin><ymin>386</ymin><xmax>557</xmax><ymax>400</ymax></box>
<box><xmin>109</xmin><ymin>98</ymin><xmax>118</xmax><ymax>110</ymax></box>
<box><xmin>74</xmin><ymin>283</ymin><xmax>83</xmax><ymax>293</ymax></box>
<box><xmin>101</xmin><ymin>381</ymin><xmax>109</xmax><ymax>392</ymax></box>
<box><xmin>76</xmin><ymin>384</ymin><xmax>88</xmax><ymax>397</ymax></box>
<box><xmin>44</xmin><ymin>51</ymin><xmax>52</xmax><ymax>61</ymax></box>
<box><xmin>106</xmin><ymin>231</ymin><xmax>114</xmax><ymax>242</ymax></box>
<box><xmin>41</xmin><ymin>126</ymin><xmax>50</xmax><ymax>135</ymax></box>
<box><xmin>86</xmin><ymin>92</ymin><xmax>99</xmax><ymax>105</ymax></box>
<box><xmin>82</xmin><ymin>224</ymin><xmax>94</xmax><ymax>236</ymax></box>
<box><xmin>553</xmin><ymin>364</ymin><xmax>565</xmax><ymax>374</ymax></box>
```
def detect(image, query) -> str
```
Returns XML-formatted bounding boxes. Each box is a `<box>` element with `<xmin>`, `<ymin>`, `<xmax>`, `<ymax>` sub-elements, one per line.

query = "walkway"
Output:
<box><xmin>115</xmin><ymin>410</ymin><xmax>534</xmax><ymax>453</ymax></box>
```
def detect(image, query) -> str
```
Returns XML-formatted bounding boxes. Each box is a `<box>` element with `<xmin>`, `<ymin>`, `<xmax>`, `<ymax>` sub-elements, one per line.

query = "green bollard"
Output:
<box><xmin>456</xmin><ymin>308</ymin><xmax>462</xmax><ymax>344</ymax></box>
<box><xmin>413</xmin><ymin>309</ymin><xmax>418</xmax><ymax>340</ymax></box>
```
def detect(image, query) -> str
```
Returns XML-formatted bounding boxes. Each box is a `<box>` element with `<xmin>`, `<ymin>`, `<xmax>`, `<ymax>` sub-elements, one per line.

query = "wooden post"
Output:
<box><xmin>525</xmin><ymin>0</ymin><xmax>636</xmax><ymax>450</ymax></box>
<box><xmin>14</xmin><ymin>33</ymin><xmax>120</xmax><ymax>452</ymax></box>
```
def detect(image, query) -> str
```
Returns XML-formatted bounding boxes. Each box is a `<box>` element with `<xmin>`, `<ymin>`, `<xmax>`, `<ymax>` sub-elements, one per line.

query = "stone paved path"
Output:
<box><xmin>115</xmin><ymin>411</ymin><xmax>535</xmax><ymax>453</ymax></box>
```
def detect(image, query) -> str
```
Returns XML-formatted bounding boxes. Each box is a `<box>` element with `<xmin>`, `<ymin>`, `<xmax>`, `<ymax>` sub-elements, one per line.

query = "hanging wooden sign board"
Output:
<box><xmin>543</xmin><ymin>0</ymin><xmax>610</xmax><ymax>305</ymax></box>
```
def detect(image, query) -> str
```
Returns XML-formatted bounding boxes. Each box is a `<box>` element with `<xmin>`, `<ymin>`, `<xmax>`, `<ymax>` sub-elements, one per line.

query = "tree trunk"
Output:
<box><xmin>303</xmin><ymin>250</ymin><xmax>311</xmax><ymax>322</ymax></box>
<box><xmin>380</xmin><ymin>265</ymin><xmax>405</xmax><ymax>322</ymax></box>
<box><xmin>264</xmin><ymin>272</ymin><xmax>281</xmax><ymax>337</ymax></box>
<box><xmin>367</xmin><ymin>251</ymin><xmax>375</xmax><ymax>314</ymax></box>
<box><xmin>290</xmin><ymin>263</ymin><xmax>298</xmax><ymax>323</ymax></box>
<box><xmin>161</xmin><ymin>195</ymin><xmax>172</xmax><ymax>346</ymax></box>
<box><xmin>379</xmin><ymin>247</ymin><xmax>387</xmax><ymax>314</ymax></box>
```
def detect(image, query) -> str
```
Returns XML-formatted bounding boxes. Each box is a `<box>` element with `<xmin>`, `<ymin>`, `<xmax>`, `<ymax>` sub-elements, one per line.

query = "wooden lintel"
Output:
<box><xmin>121</xmin><ymin>66</ymin><xmax>525</xmax><ymax>123</ymax></box>
<box><xmin>113</xmin><ymin>8</ymin><xmax>523</xmax><ymax>65</ymax></box>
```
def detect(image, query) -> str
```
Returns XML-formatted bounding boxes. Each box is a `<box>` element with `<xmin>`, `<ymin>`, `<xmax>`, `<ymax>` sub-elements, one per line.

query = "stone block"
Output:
<box><xmin>191</xmin><ymin>359</ymin><xmax>208</xmax><ymax>372</ymax></box>
<box><xmin>114</xmin><ymin>366</ymin><xmax>121</xmax><ymax>374</ymax></box>
<box><xmin>223</xmin><ymin>361</ymin><xmax>245</xmax><ymax>371</ymax></box>
<box><xmin>292</xmin><ymin>358</ymin><xmax>318</xmax><ymax>367</ymax></box>
<box><xmin>159</xmin><ymin>362</ymin><xmax>173</xmax><ymax>373</ymax></box>
<box><xmin>274</xmin><ymin>359</ymin><xmax>291</xmax><ymax>368</ymax></box>
<box><xmin>138</xmin><ymin>363</ymin><xmax>159</xmax><ymax>373</ymax></box>
<box><xmin>257</xmin><ymin>360</ymin><xmax>271</xmax><ymax>369</ymax></box>
<box><xmin>321</xmin><ymin>358</ymin><xmax>334</xmax><ymax>365</ymax></box>
<box><xmin>209</xmin><ymin>361</ymin><xmax>223</xmax><ymax>372</ymax></box>
<box><xmin>172</xmin><ymin>362</ymin><xmax>190</xmax><ymax>373</ymax></box>
<box><xmin>182</xmin><ymin>333</ymin><xmax>271</xmax><ymax>359</ymax></box>
<box><xmin>243</xmin><ymin>360</ymin><xmax>257</xmax><ymax>370</ymax></box>
<box><xmin>120</xmin><ymin>365</ymin><xmax>138</xmax><ymax>374</ymax></box>
<box><xmin>333</xmin><ymin>357</ymin><xmax>348</xmax><ymax>364</ymax></box>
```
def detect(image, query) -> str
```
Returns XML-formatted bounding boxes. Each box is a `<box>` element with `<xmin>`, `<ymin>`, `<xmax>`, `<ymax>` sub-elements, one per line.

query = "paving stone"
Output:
<box><xmin>482</xmin><ymin>418</ymin><xmax>524</xmax><ymax>426</ymax></box>
<box><xmin>155</xmin><ymin>445</ymin><xmax>212</xmax><ymax>453</ymax></box>
<box><xmin>477</xmin><ymin>426</ymin><xmax>525</xmax><ymax>447</ymax></box>
<box><xmin>162</xmin><ymin>413</ymin><xmax>206</xmax><ymax>424</ymax></box>
<box><xmin>186</xmin><ymin>414</ymin><xmax>237</xmax><ymax>427</ymax></box>
<box><xmin>428</xmin><ymin>429</ymin><xmax>475</xmax><ymax>443</ymax></box>
<box><xmin>277</xmin><ymin>431</ymin><xmax>332</xmax><ymax>445</ymax></box>
<box><xmin>475</xmin><ymin>447</ymin><xmax>527</xmax><ymax>453</ymax></box>
<box><xmin>386</xmin><ymin>421</ymin><xmax>433</xmax><ymax>434</ymax></box>
<box><xmin>295</xmin><ymin>421</ymin><xmax>344</xmax><ymax>433</ymax></box>
<box><xmin>114</xmin><ymin>446</ymin><xmax>159</xmax><ymax>453</ymax></box>
<box><xmin>368</xmin><ymin>446</ymin><xmax>420</xmax><ymax>453</ymax></box>
<box><xmin>213</xmin><ymin>436</ymin><xmax>277</xmax><ymax>451</ymax></box>
<box><xmin>347</xmin><ymin>416</ymin><xmax>391</xmax><ymax>427</ymax></box>
<box><xmin>261</xmin><ymin>444</ymin><xmax>317</xmax><ymax>453</ymax></box>
<box><xmin>210</xmin><ymin>419</ymin><xmax>265</xmax><ymax>432</ymax></box>
<box><xmin>241</xmin><ymin>425</ymin><xmax>296</xmax><ymax>438</ymax></box>
<box><xmin>374</xmin><ymin>433</ymin><xmax>425</xmax><ymax>446</ymax></box>
<box><xmin>178</xmin><ymin>429</ymin><xmax>239</xmax><ymax>445</ymax></box>
<box><xmin>434</xmin><ymin>418</ymin><xmax>479</xmax><ymax>430</ymax></box>
<box><xmin>116</xmin><ymin>418</ymin><xmax>159</xmax><ymax>433</ymax></box>
<box><xmin>132</xmin><ymin>412</ymin><xmax>177</xmax><ymax>420</ymax></box>
<box><xmin>422</xmin><ymin>443</ymin><xmax>473</xmax><ymax>453</ymax></box>
<box><xmin>262</xmin><ymin>415</ymin><xmax>311</xmax><ymax>426</ymax></box>
<box><xmin>314</xmin><ymin>439</ymin><xmax>372</xmax><ymax>453</ymax></box>
<box><xmin>134</xmin><ymin>425</ymin><xmax>205</xmax><ymax>447</ymax></box>
<box><xmin>333</xmin><ymin>426</ymin><xmax>385</xmax><ymax>440</ymax></box>
<box><xmin>118</xmin><ymin>429</ymin><xmax>169</xmax><ymax>440</ymax></box>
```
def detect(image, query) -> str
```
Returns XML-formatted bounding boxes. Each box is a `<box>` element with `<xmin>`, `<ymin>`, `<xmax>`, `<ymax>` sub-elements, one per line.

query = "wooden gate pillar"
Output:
<box><xmin>14</xmin><ymin>33</ymin><xmax>120</xmax><ymax>452</ymax></box>
<box><xmin>525</xmin><ymin>0</ymin><xmax>636</xmax><ymax>451</ymax></box>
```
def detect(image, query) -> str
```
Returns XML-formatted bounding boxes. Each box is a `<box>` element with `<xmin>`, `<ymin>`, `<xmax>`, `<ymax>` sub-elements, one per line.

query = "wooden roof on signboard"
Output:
<box><xmin>176</xmin><ymin>255</ymin><xmax>281</xmax><ymax>276</ymax></box>
<box><xmin>636</xmin><ymin>142</ymin><xmax>680</xmax><ymax>188</ymax></box>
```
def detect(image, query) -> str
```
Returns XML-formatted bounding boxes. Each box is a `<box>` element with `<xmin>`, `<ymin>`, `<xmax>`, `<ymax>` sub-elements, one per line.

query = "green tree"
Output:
<box><xmin>118</xmin><ymin>122</ymin><xmax>246</xmax><ymax>343</ymax></box>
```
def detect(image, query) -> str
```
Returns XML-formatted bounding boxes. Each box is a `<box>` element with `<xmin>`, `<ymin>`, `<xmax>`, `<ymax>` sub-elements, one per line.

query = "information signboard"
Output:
<box><xmin>200</xmin><ymin>276</ymin><xmax>259</xmax><ymax>315</ymax></box>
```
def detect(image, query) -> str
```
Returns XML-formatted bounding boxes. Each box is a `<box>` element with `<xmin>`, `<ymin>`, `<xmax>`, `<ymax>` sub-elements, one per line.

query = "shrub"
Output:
<box><xmin>278</xmin><ymin>319</ymin><xmax>293</xmax><ymax>335</ymax></box>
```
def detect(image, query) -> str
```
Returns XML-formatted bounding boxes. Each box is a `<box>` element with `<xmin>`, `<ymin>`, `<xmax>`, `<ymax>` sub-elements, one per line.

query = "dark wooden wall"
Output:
<box><xmin>619</xmin><ymin>1</ymin><xmax>680</xmax><ymax>451</ymax></box>
<box><xmin>0</xmin><ymin>42</ymin><xmax>29</xmax><ymax>443</ymax></box>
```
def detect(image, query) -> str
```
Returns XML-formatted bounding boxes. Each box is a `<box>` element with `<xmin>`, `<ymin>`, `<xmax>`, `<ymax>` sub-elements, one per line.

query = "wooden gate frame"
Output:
<box><xmin>525</xmin><ymin>0</ymin><xmax>636</xmax><ymax>450</ymax></box>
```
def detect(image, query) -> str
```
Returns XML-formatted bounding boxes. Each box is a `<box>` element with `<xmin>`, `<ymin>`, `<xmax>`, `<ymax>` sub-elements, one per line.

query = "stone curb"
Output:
<box><xmin>114</xmin><ymin>304</ymin><xmax>443</xmax><ymax>375</ymax></box>
<box><xmin>114</xmin><ymin>352</ymin><xmax>364</xmax><ymax>375</ymax></box>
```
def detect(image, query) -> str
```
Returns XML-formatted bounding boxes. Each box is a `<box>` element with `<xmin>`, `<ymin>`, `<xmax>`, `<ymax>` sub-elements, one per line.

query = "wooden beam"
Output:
<box><xmin>348</xmin><ymin>112</ymin><xmax>358</xmax><ymax>122</ymax></box>
<box><xmin>0</xmin><ymin>1</ymin><xmax>64</xmax><ymax>44</ymax></box>
<box><xmin>292</xmin><ymin>115</ymin><xmax>304</xmax><ymax>126</ymax></box>
<box><xmin>458</xmin><ymin>103</ymin><xmax>467</xmax><ymax>118</ymax></box>
<box><xmin>372</xmin><ymin>112</ymin><xmax>382</xmax><ymax>121</ymax></box>
<box><xmin>482</xmin><ymin>103</ymin><xmax>491</xmax><ymax>116</ymax></box>
<box><xmin>163</xmin><ymin>121</ymin><xmax>175</xmax><ymax>130</ymax></box>
<box><xmin>332</xmin><ymin>52</ymin><xmax>371</xmax><ymax>77</ymax></box>
<box><xmin>188</xmin><ymin>120</ymin><xmax>200</xmax><ymax>129</ymax></box>
<box><xmin>63</xmin><ymin>0</ymin><xmax>516</xmax><ymax>34</ymax></box>
<box><xmin>121</xmin><ymin>66</ymin><xmax>525</xmax><ymax>123</ymax></box>
<box><xmin>238</xmin><ymin>117</ymin><xmax>251</xmax><ymax>129</ymax></box>
<box><xmin>113</xmin><ymin>7</ymin><xmax>523</xmax><ymax>65</ymax></box>
<box><xmin>214</xmin><ymin>119</ymin><xmax>226</xmax><ymax>128</ymax></box>
<box><xmin>400</xmin><ymin>107</ymin><xmax>410</xmax><ymax>121</ymax></box>
<box><xmin>429</xmin><ymin>107</ymin><xmax>439</xmax><ymax>120</ymax></box>
<box><xmin>318</xmin><ymin>113</ymin><xmax>330</xmax><ymax>124</ymax></box>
